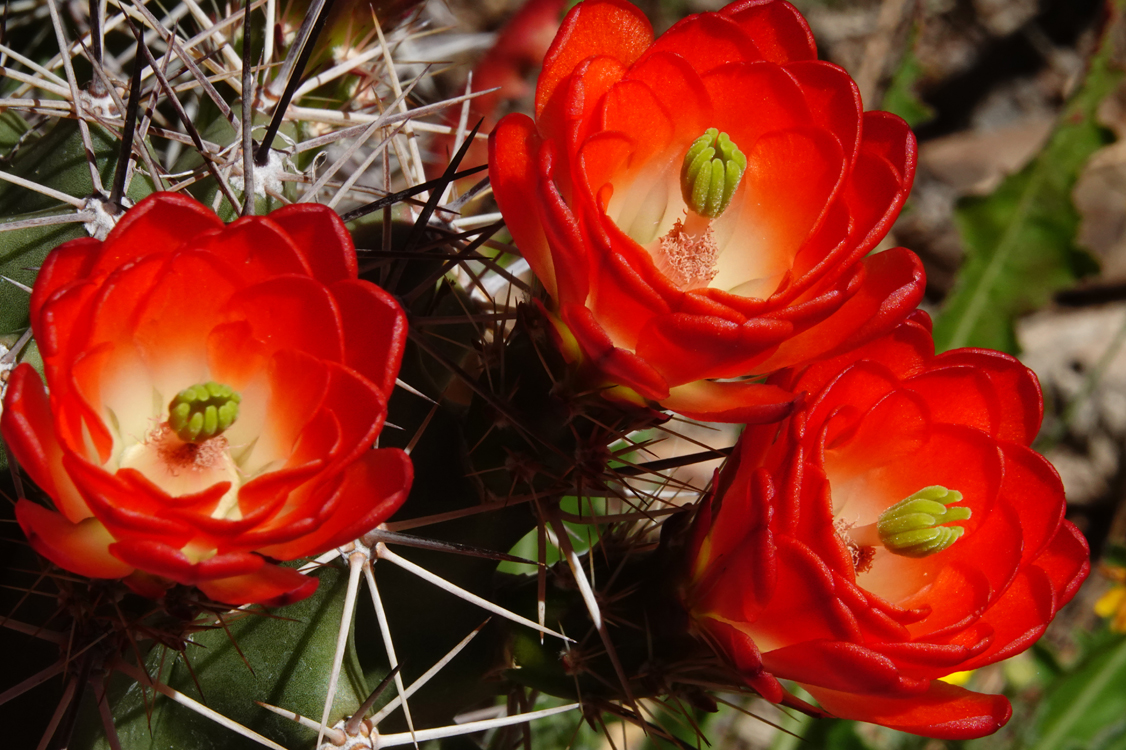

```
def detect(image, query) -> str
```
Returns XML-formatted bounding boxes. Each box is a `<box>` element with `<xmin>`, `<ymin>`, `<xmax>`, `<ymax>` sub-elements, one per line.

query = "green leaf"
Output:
<box><xmin>930</xmin><ymin>7</ymin><xmax>1121</xmax><ymax>353</ymax></box>
<box><xmin>880</xmin><ymin>25</ymin><xmax>934</xmax><ymax>129</ymax></box>
<box><xmin>1026</xmin><ymin>635</ymin><xmax>1126</xmax><ymax>750</ymax></box>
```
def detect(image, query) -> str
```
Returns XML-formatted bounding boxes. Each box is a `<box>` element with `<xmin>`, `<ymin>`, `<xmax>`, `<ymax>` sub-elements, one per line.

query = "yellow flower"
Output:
<box><xmin>1095</xmin><ymin>565</ymin><xmax>1126</xmax><ymax>633</ymax></box>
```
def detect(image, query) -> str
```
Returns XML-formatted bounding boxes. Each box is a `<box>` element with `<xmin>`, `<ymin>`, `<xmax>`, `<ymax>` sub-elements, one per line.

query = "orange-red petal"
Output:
<box><xmin>804</xmin><ymin>681</ymin><xmax>1012</xmax><ymax>740</ymax></box>
<box><xmin>15</xmin><ymin>499</ymin><xmax>133</xmax><ymax>578</ymax></box>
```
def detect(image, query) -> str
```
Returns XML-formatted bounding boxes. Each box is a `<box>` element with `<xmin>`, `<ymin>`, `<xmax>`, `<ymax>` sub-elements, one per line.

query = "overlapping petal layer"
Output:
<box><xmin>489</xmin><ymin>0</ymin><xmax>924</xmax><ymax>420</ymax></box>
<box><xmin>3</xmin><ymin>192</ymin><xmax>412</xmax><ymax>606</ymax></box>
<box><xmin>684</xmin><ymin>313</ymin><xmax>1089</xmax><ymax>738</ymax></box>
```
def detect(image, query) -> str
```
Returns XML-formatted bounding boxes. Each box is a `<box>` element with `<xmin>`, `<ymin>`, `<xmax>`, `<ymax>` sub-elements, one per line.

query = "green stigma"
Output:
<box><xmin>877</xmin><ymin>486</ymin><xmax>971</xmax><ymax>558</ymax></box>
<box><xmin>168</xmin><ymin>381</ymin><xmax>241</xmax><ymax>443</ymax></box>
<box><xmin>680</xmin><ymin>128</ymin><xmax>747</xmax><ymax>219</ymax></box>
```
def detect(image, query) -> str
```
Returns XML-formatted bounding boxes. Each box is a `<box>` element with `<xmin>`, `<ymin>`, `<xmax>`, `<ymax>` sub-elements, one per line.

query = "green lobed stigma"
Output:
<box><xmin>168</xmin><ymin>381</ymin><xmax>241</xmax><ymax>443</ymax></box>
<box><xmin>680</xmin><ymin>128</ymin><xmax>747</xmax><ymax>219</ymax></box>
<box><xmin>877</xmin><ymin>485</ymin><xmax>971</xmax><ymax>558</ymax></box>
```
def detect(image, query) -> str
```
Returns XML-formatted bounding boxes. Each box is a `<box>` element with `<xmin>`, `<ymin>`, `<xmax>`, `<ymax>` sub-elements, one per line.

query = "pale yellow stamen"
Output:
<box><xmin>657</xmin><ymin>218</ymin><xmax>720</xmax><ymax>289</ymax></box>
<box><xmin>834</xmin><ymin>517</ymin><xmax>876</xmax><ymax>573</ymax></box>
<box><xmin>119</xmin><ymin>423</ymin><xmax>242</xmax><ymax>520</ymax></box>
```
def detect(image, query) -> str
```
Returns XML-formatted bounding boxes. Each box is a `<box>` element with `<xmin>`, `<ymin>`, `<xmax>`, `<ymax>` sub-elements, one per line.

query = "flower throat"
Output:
<box><xmin>655</xmin><ymin>129</ymin><xmax>747</xmax><ymax>289</ymax></box>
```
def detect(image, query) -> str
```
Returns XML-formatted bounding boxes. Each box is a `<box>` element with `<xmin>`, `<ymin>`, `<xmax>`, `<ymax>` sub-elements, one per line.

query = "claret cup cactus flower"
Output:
<box><xmin>2</xmin><ymin>193</ymin><xmax>412</xmax><ymax>606</ymax></box>
<box><xmin>488</xmin><ymin>0</ymin><xmax>925</xmax><ymax>422</ymax></box>
<box><xmin>682</xmin><ymin>313</ymin><xmax>1090</xmax><ymax>739</ymax></box>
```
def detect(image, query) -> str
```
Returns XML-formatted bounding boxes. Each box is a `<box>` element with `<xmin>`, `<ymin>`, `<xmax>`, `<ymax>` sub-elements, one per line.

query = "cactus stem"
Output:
<box><xmin>371</xmin><ymin>10</ymin><xmax>427</xmax><ymax>186</ymax></box>
<box><xmin>240</xmin><ymin>0</ymin><xmax>256</xmax><ymax>217</ymax></box>
<box><xmin>262</xmin><ymin>0</ymin><xmax>327</xmax><ymax>103</ymax></box>
<box><xmin>0</xmin><ymin>275</ymin><xmax>32</xmax><ymax>294</ymax></box>
<box><xmin>43</xmin><ymin>0</ymin><xmax>102</xmax><ymax>194</ymax></box>
<box><xmin>114</xmin><ymin>660</ymin><xmax>287</xmax><ymax>750</ymax></box>
<box><xmin>91</xmin><ymin>673</ymin><xmax>122</xmax><ymax>750</ymax></box>
<box><xmin>363</xmin><ymin>527</ymin><xmax>543</xmax><ymax>566</ymax></box>
<box><xmin>126</xmin><ymin>16</ymin><xmax>241</xmax><ymax>210</ymax></box>
<box><xmin>0</xmin><ymin>212</ymin><xmax>93</xmax><ymax>233</ymax></box>
<box><xmin>535</xmin><ymin>498</ymin><xmax>548</xmax><ymax>644</ymax></box>
<box><xmin>381</xmin><ymin>493</ymin><xmax>536</xmax><ymax>533</ymax></box>
<box><xmin>549</xmin><ymin>512</ymin><xmax>646</xmax><ymax>727</ymax></box>
<box><xmin>264</xmin><ymin>620</ymin><xmax>493</xmax><ymax>748</ymax></box>
<box><xmin>401</xmin><ymin>117</ymin><xmax>485</xmax><ymax>256</ymax></box>
<box><xmin>255</xmin><ymin>0</ymin><xmax>336</xmax><ymax>166</ymax></box>
<box><xmin>0</xmin><ymin>169</ymin><xmax>86</xmax><ymax>208</ymax></box>
<box><xmin>303</xmin><ymin>69</ymin><xmax>427</xmax><ymax>204</ymax></box>
<box><xmin>347</xmin><ymin>665</ymin><xmax>403</xmax><ymax>733</ymax></box>
<box><xmin>256</xmin><ymin>701</ymin><xmax>347</xmax><ymax>744</ymax></box>
<box><xmin>338</xmin><ymin>160</ymin><xmax>488</xmax><ymax>223</ymax></box>
<box><xmin>377</xmin><ymin>703</ymin><xmax>581</xmax><ymax>747</ymax></box>
<box><xmin>82</xmin><ymin>194</ymin><xmax>129</xmax><ymax>240</ymax></box>
<box><xmin>316</xmin><ymin>545</ymin><xmax>368</xmax><ymax>749</ymax></box>
<box><xmin>88</xmin><ymin>0</ymin><xmax>104</xmax><ymax>74</ymax></box>
<box><xmin>107</xmin><ymin>37</ymin><xmax>146</xmax><ymax>210</ymax></box>
<box><xmin>129</xmin><ymin>0</ymin><xmax>237</xmax><ymax>130</ymax></box>
<box><xmin>368</xmin><ymin>620</ymin><xmax>490</xmax><ymax>726</ymax></box>
<box><xmin>376</xmin><ymin>543</ymin><xmax>572</xmax><ymax>640</ymax></box>
<box><xmin>363</xmin><ymin>562</ymin><xmax>420</xmax><ymax>741</ymax></box>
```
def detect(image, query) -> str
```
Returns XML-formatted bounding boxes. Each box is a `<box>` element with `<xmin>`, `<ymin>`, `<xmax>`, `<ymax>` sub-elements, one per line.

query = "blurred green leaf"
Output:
<box><xmin>1026</xmin><ymin>635</ymin><xmax>1126</xmax><ymax>750</ymax></box>
<box><xmin>1104</xmin><ymin>543</ymin><xmax>1126</xmax><ymax>568</ymax></box>
<box><xmin>806</xmin><ymin>720</ymin><xmax>878</xmax><ymax>750</ymax></box>
<box><xmin>930</xmin><ymin>4</ymin><xmax>1122</xmax><ymax>353</ymax></box>
<box><xmin>880</xmin><ymin>26</ymin><xmax>934</xmax><ymax>129</ymax></box>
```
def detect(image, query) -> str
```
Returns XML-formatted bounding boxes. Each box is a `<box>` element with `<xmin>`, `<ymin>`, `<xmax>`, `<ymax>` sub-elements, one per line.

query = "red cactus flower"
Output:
<box><xmin>488</xmin><ymin>0</ymin><xmax>925</xmax><ymax>422</ymax></box>
<box><xmin>2</xmin><ymin>193</ymin><xmax>412</xmax><ymax>606</ymax></box>
<box><xmin>683</xmin><ymin>312</ymin><xmax>1089</xmax><ymax>738</ymax></box>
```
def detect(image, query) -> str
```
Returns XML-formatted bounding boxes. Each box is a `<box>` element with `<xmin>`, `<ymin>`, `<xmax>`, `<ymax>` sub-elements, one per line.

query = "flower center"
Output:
<box><xmin>118</xmin><ymin>424</ymin><xmax>242</xmax><ymax>518</ymax></box>
<box><xmin>168</xmin><ymin>381</ymin><xmax>241</xmax><ymax>443</ymax></box>
<box><xmin>680</xmin><ymin>128</ymin><xmax>746</xmax><ymax>219</ymax></box>
<box><xmin>118</xmin><ymin>380</ymin><xmax>245</xmax><ymax>519</ymax></box>
<box><xmin>645</xmin><ymin>129</ymin><xmax>747</xmax><ymax>290</ymax></box>
<box><xmin>840</xmin><ymin>485</ymin><xmax>971</xmax><ymax>571</ymax></box>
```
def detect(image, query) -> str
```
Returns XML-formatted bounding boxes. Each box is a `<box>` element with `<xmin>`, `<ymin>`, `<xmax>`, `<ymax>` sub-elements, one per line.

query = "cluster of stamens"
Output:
<box><xmin>650</xmin><ymin>128</ymin><xmax>748</xmax><ymax>290</ymax></box>
<box><xmin>835</xmin><ymin>517</ymin><xmax>877</xmax><ymax>573</ymax></box>
<box><xmin>148</xmin><ymin>423</ymin><xmax>230</xmax><ymax>474</ymax></box>
<box><xmin>658</xmin><ymin>218</ymin><xmax>720</xmax><ymax>289</ymax></box>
